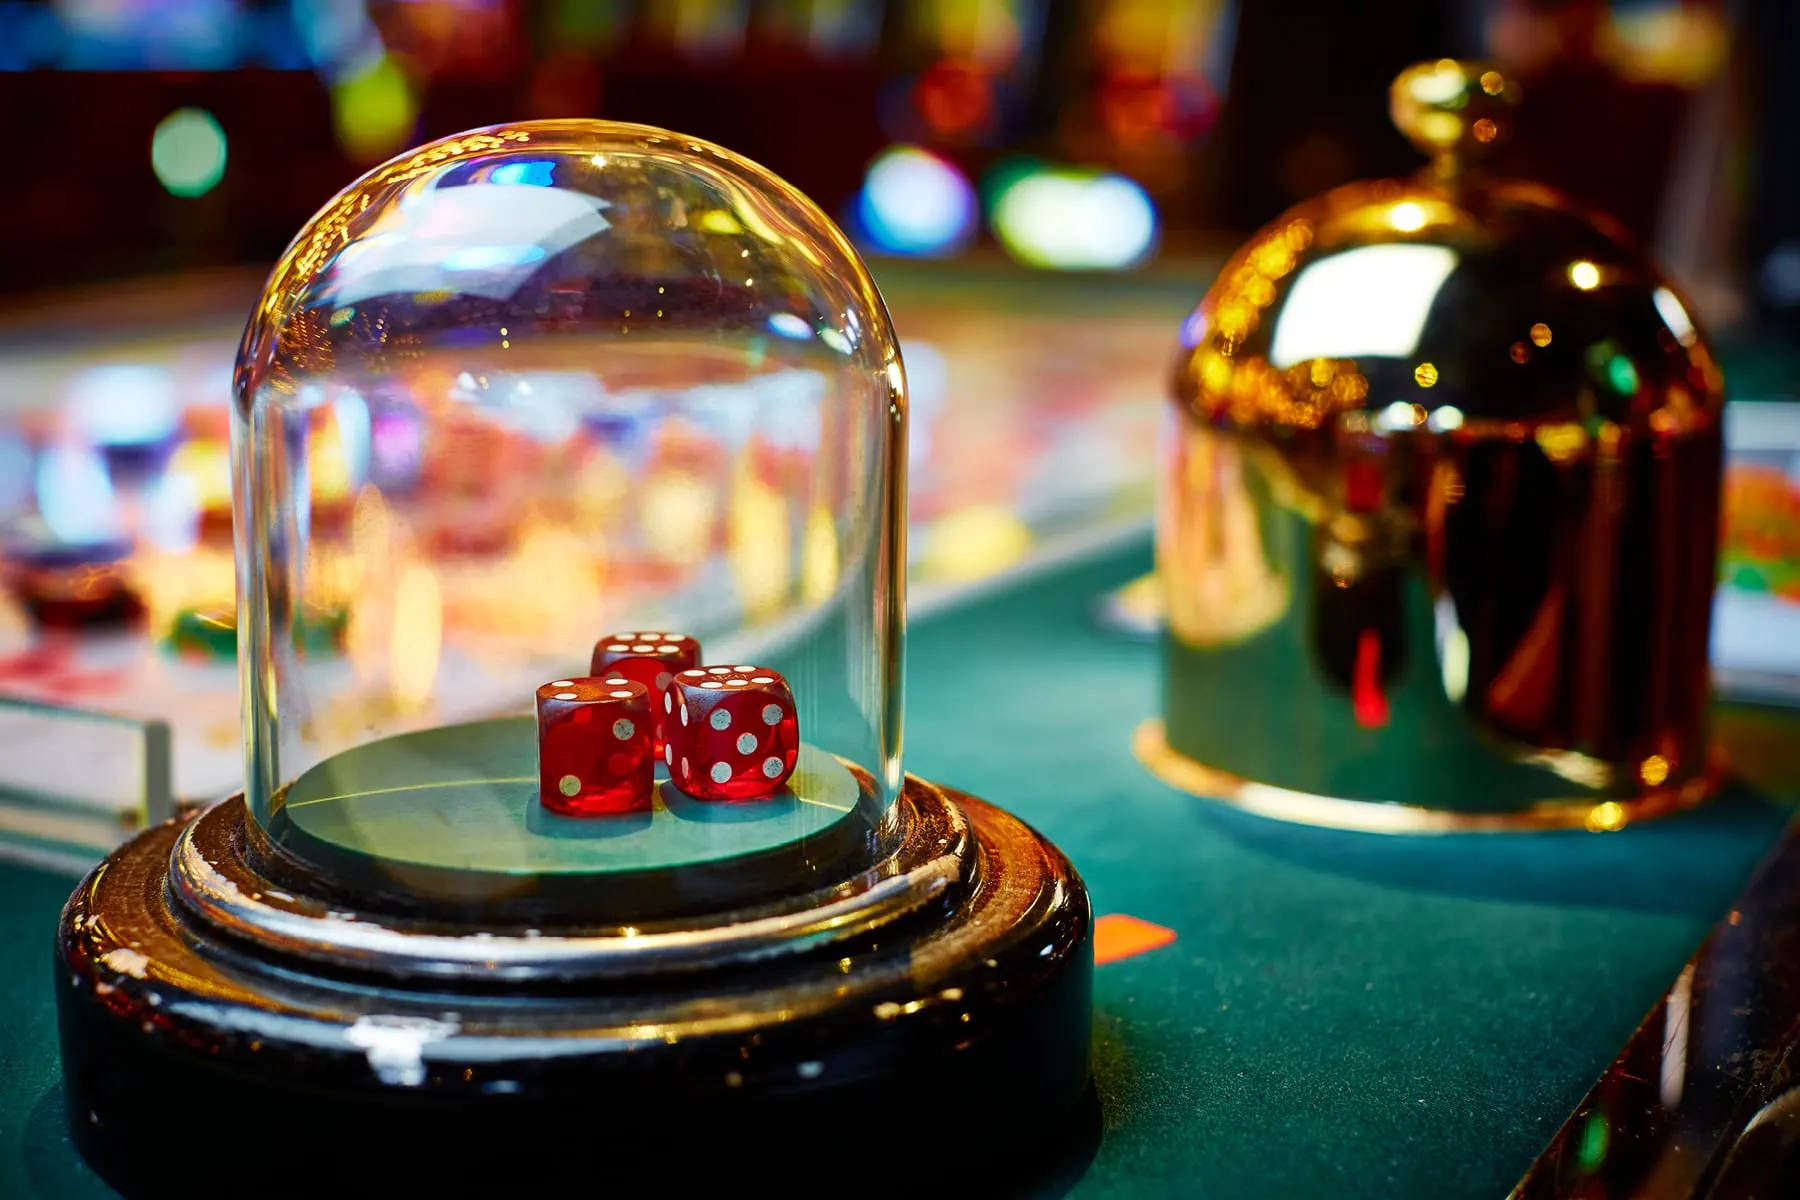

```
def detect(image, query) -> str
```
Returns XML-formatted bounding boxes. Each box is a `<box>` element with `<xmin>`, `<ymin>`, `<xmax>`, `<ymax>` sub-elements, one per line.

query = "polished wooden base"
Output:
<box><xmin>56</xmin><ymin>778</ymin><xmax>1093</xmax><ymax>1196</ymax></box>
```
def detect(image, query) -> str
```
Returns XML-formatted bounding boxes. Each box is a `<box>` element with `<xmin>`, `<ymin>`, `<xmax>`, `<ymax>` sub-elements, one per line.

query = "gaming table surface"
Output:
<box><xmin>3</xmin><ymin>533</ymin><xmax>1797</xmax><ymax>1198</ymax></box>
<box><xmin>3</xmin><ymin>267</ymin><xmax>1798</xmax><ymax>1195</ymax></box>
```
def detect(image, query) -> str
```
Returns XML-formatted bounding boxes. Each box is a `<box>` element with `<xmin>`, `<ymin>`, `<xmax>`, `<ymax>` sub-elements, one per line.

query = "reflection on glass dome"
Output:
<box><xmin>233</xmin><ymin>121</ymin><xmax>905</xmax><ymax>918</ymax></box>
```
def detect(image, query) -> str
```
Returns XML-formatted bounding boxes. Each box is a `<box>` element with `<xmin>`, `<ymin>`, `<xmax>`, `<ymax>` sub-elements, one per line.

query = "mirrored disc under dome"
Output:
<box><xmin>232</xmin><ymin>120</ymin><xmax>907</xmax><ymax>920</ymax></box>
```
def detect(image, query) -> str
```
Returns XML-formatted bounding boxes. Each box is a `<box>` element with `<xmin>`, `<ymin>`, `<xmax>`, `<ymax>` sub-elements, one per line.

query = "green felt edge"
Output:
<box><xmin>3</xmin><ymin>533</ymin><xmax>1796</xmax><ymax>1199</ymax></box>
<box><xmin>0</xmin><ymin>864</ymin><xmax>113</xmax><ymax>1199</ymax></box>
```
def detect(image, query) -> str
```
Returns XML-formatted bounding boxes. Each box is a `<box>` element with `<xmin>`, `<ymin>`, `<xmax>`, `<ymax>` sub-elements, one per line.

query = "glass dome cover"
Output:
<box><xmin>57</xmin><ymin>124</ymin><xmax>1089</xmax><ymax>1200</ymax></box>
<box><xmin>232</xmin><ymin>121</ymin><xmax>906</xmax><ymax>924</ymax></box>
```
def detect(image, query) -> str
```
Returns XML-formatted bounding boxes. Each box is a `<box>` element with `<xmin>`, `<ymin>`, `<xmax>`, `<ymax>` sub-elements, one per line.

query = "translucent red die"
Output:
<box><xmin>589</xmin><ymin>631</ymin><xmax>701</xmax><ymax>751</ymax></box>
<box><xmin>664</xmin><ymin>666</ymin><xmax>799</xmax><ymax>801</ymax></box>
<box><xmin>535</xmin><ymin>676</ymin><xmax>654</xmax><ymax>816</ymax></box>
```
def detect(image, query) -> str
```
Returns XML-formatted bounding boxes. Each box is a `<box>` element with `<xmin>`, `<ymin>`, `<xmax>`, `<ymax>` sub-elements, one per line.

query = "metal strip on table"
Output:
<box><xmin>1512</xmin><ymin>810</ymin><xmax>1800</xmax><ymax>1198</ymax></box>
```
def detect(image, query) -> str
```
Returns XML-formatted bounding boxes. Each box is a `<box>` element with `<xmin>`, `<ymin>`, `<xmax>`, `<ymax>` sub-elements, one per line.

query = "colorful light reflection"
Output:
<box><xmin>988</xmin><ymin>165</ymin><xmax>1157</xmax><ymax>271</ymax></box>
<box><xmin>150</xmin><ymin>107</ymin><xmax>227</xmax><ymax>197</ymax></box>
<box><xmin>856</xmin><ymin>146</ymin><xmax>978</xmax><ymax>258</ymax></box>
<box><xmin>333</xmin><ymin>52</ymin><xmax>417</xmax><ymax>162</ymax></box>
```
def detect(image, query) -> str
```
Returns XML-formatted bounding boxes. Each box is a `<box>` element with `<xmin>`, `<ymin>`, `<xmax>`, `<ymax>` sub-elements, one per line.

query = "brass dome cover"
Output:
<box><xmin>1148</xmin><ymin>61</ymin><xmax>1725</xmax><ymax>832</ymax></box>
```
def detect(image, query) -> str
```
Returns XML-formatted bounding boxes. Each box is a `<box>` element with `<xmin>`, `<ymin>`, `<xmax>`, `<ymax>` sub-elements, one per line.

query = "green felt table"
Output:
<box><xmin>3</xmin><ymin>534</ymin><xmax>1797</xmax><ymax>1198</ymax></box>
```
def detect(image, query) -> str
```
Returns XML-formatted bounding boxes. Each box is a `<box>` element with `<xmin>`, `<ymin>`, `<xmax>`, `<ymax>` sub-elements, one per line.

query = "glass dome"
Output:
<box><xmin>232</xmin><ymin>121</ymin><xmax>905</xmax><ymax>922</ymax></box>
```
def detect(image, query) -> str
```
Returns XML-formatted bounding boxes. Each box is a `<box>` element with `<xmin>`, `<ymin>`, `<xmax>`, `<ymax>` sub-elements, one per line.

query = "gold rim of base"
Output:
<box><xmin>1133</xmin><ymin>719</ymin><xmax>1718</xmax><ymax>834</ymax></box>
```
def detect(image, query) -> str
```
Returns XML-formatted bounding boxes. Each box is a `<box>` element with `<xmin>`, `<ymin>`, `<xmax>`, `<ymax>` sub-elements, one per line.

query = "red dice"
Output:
<box><xmin>535</xmin><ymin>676</ymin><xmax>654</xmax><ymax>816</ymax></box>
<box><xmin>590</xmin><ymin>631</ymin><xmax>701</xmax><ymax>752</ymax></box>
<box><xmin>664</xmin><ymin>666</ymin><xmax>799</xmax><ymax>801</ymax></box>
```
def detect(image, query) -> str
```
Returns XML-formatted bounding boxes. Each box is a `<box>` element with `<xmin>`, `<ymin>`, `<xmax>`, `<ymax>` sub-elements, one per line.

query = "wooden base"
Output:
<box><xmin>55</xmin><ymin>777</ymin><xmax>1093</xmax><ymax>1196</ymax></box>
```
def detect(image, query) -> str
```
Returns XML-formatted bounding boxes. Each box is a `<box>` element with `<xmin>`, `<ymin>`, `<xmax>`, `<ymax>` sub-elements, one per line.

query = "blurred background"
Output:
<box><xmin>0</xmin><ymin>0</ymin><xmax>1793</xmax><ymax>314</ymax></box>
<box><xmin>0</xmin><ymin>0</ymin><xmax>1797</xmax><ymax>851</ymax></box>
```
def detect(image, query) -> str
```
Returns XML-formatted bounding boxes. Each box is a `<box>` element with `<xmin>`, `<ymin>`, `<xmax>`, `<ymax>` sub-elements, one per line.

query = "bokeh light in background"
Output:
<box><xmin>1487</xmin><ymin>0</ymin><xmax>1731</xmax><ymax>87</ymax></box>
<box><xmin>855</xmin><ymin>145</ymin><xmax>978</xmax><ymax>257</ymax></box>
<box><xmin>294</xmin><ymin>0</ymin><xmax>386</xmax><ymax>79</ymax></box>
<box><xmin>1603</xmin><ymin>3</ymin><xmax>1729</xmax><ymax>84</ymax></box>
<box><xmin>34</xmin><ymin>443</ymin><xmax>118</xmax><ymax>545</ymax></box>
<box><xmin>150</xmin><ymin>108</ymin><xmax>227</xmax><ymax>197</ymax></box>
<box><xmin>333</xmin><ymin>52</ymin><xmax>418</xmax><ymax>162</ymax></box>
<box><xmin>1089</xmin><ymin>0</ymin><xmax>1234</xmax><ymax>156</ymax></box>
<box><xmin>0</xmin><ymin>0</ymin><xmax>1751</xmax><ymax>242</ymax></box>
<box><xmin>67</xmin><ymin>365</ymin><xmax>181</xmax><ymax>449</ymax></box>
<box><xmin>0</xmin><ymin>0</ymin><xmax>1779</xmax><ymax>327</ymax></box>
<box><xmin>891</xmin><ymin>0</ymin><xmax>1039</xmax><ymax>146</ymax></box>
<box><xmin>988</xmin><ymin>164</ymin><xmax>1157</xmax><ymax>270</ymax></box>
<box><xmin>0</xmin><ymin>0</ymin><xmax>1471</xmax><ymax>291</ymax></box>
<box><xmin>920</xmin><ymin>504</ymin><xmax>1032</xmax><ymax>583</ymax></box>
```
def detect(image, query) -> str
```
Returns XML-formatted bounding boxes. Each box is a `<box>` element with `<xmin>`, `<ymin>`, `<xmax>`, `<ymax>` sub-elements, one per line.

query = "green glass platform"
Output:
<box><xmin>265</xmin><ymin>718</ymin><xmax>879</xmax><ymax>920</ymax></box>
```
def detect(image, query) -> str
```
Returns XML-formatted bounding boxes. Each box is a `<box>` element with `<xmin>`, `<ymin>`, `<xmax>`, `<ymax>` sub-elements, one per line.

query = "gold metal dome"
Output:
<box><xmin>1145</xmin><ymin>61</ymin><xmax>1725</xmax><ymax>832</ymax></box>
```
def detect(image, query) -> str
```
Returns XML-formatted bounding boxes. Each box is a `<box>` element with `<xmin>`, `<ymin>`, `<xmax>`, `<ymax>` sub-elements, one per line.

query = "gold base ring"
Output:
<box><xmin>1133</xmin><ymin>719</ymin><xmax>1718</xmax><ymax>835</ymax></box>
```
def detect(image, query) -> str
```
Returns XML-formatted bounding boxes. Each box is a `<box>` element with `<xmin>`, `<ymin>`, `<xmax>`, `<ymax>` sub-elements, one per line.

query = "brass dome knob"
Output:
<box><xmin>1389</xmin><ymin>59</ymin><xmax>1521</xmax><ymax>172</ymax></box>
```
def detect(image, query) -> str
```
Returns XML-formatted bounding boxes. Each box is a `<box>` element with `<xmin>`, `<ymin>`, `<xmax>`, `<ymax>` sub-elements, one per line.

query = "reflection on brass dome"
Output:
<box><xmin>1151</xmin><ymin>60</ymin><xmax>1726</xmax><ymax>832</ymax></box>
<box><xmin>1173</xmin><ymin>175</ymin><xmax>1721</xmax><ymax>444</ymax></box>
<box><xmin>1163</xmin><ymin>434</ymin><xmax>1290</xmax><ymax>647</ymax></box>
<box><xmin>1389</xmin><ymin>58</ymin><xmax>1521</xmax><ymax>167</ymax></box>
